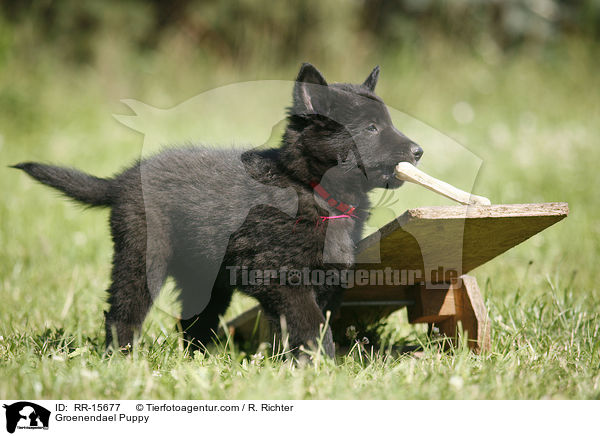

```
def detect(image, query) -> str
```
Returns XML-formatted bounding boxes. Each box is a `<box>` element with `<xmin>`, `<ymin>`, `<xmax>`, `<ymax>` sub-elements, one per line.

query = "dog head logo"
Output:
<box><xmin>3</xmin><ymin>402</ymin><xmax>50</xmax><ymax>433</ymax></box>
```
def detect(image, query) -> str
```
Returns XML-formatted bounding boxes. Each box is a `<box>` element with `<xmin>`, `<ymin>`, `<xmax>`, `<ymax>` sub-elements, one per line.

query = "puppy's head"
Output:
<box><xmin>288</xmin><ymin>63</ymin><xmax>423</xmax><ymax>190</ymax></box>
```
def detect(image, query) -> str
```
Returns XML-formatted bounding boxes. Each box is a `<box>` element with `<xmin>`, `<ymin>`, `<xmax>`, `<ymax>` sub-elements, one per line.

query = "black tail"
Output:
<box><xmin>12</xmin><ymin>162</ymin><xmax>114</xmax><ymax>207</ymax></box>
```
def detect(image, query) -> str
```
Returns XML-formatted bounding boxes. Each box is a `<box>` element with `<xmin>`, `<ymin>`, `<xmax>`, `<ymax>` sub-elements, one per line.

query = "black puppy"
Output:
<box><xmin>14</xmin><ymin>63</ymin><xmax>422</xmax><ymax>357</ymax></box>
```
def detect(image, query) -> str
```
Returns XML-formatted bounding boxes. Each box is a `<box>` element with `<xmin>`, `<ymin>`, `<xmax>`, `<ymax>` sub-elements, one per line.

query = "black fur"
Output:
<box><xmin>14</xmin><ymin>63</ymin><xmax>422</xmax><ymax>357</ymax></box>
<box><xmin>11</xmin><ymin>162</ymin><xmax>113</xmax><ymax>207</ymax></box>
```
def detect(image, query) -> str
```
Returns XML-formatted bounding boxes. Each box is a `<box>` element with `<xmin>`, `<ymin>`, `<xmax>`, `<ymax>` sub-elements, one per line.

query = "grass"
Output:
<box><xmin>1</xmin><ymin>31</ymin><xmax>599</xmax><ymax>399</ymax></box>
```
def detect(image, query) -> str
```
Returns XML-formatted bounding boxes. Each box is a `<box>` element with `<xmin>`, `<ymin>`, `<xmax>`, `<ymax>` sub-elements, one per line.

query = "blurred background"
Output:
<box><xmin>1</xmin><ymin>0</ymin><xmax>599</xmax><ymax>354</ymax></box>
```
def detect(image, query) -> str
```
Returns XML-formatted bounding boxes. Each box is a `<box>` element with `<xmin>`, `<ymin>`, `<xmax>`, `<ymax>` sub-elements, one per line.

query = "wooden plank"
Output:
<box><xmin>459</xmin><ymin>275</ymin><xmax>491</xmax><ymax>352</ymax></box>
<box><xmin>349</xmin><ymin>203</ymin><xmax>568</xmax><ymax>301</ymax></box>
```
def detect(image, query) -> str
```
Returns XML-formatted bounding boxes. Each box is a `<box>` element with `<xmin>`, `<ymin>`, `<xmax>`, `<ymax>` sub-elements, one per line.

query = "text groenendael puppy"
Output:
<box><xmin>14</xmin><ymin>63</ymin><xmax>422</xmax><ymax>357</ymax></box>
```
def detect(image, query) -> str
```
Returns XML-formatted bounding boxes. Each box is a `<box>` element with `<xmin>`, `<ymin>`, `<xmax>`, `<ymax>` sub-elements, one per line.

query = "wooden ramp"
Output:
<box><xmin>227</xmin><ymin>203</ymin><xmax>569</xmax><ymax>353</ymax></box>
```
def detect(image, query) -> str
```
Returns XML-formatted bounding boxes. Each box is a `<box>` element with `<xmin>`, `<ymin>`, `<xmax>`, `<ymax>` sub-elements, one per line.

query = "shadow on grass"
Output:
<box><xmin>24</xmin><ymin>328</ymin><xmax>103</xmax><ymax>357</ymax></box>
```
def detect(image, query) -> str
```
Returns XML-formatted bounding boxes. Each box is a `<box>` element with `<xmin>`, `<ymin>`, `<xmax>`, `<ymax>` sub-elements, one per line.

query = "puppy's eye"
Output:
<box><xmin>366</xmin><ymin>124</ymin><xmax>378</xmax><ymax>132</ymax></box>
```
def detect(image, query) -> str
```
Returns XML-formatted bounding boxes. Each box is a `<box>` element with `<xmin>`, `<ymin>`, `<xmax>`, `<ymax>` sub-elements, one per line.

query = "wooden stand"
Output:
<box><xmin>226</xmin><ymin>203</ymin><xmax>568</xmax><ymax>353</ymax></box>
<box><xmin>406</xmin><ymin>276</ymin><xmax>490</xmax><ymax>352</ymax></box>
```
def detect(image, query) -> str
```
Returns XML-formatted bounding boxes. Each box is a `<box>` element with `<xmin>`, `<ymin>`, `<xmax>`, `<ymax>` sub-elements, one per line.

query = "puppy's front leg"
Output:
<box><xmin>265</xmin><ymin>288</ymin><xmax>335</xmax><ymax>358</ymax></box>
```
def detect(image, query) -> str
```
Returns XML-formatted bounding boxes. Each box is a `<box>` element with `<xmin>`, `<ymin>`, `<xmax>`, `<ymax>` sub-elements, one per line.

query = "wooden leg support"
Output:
<box><xmin>407</xmin><ymin>275</ymin><xmax>491</xmax><ymax>353</ymax></box>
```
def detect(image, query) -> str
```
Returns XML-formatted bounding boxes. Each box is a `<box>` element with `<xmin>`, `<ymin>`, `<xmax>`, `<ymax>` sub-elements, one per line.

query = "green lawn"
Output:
<box><xmin>1</xmin><ymin>36</ymin><xmax>599</xmax><ymax>399</ymax></box>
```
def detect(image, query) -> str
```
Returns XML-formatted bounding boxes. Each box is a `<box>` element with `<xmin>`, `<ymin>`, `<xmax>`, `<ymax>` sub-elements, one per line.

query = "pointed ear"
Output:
<box><xmin>293</xmin><ymin>63</ymin><xmax>328</xmax><ymax>114</ymax></box>
<box><xmin>362</xmin><ymin>65</ymin><xmax>380</xmax><ymax>91</ymax></box>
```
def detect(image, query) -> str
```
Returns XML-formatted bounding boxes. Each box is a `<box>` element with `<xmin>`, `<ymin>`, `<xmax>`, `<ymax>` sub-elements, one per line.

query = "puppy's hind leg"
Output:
<box><xmin>104</xmin><ymin>212</ymin><xmax>169</xmax><ymax>350</ymax></box>
<box><xmin>104</xmin><ymin>251</ymin><xmax>154</xmax><ymax>350</ymax></box>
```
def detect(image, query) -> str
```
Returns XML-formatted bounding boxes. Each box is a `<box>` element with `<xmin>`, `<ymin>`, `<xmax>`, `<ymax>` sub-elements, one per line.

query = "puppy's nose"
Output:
<box><xmin>411</xmin><ymin>143</ymin><xmax>424</xmax><ymax>162</ymax></box>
